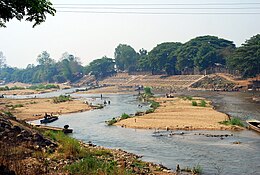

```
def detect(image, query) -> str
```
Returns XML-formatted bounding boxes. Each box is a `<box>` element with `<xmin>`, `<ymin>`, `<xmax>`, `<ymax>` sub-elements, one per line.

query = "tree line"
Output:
<box><xmin>0</xmin><ymin>34</ymin><xmax>259</xmax><ymax>84</ymax></box>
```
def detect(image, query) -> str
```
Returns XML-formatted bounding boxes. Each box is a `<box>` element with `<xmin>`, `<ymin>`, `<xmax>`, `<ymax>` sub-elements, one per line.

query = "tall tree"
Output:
<box><xmin>176</xmin><ymin>35</ymin><xmax>235</xmax><ymax>72</ymax></box>
<box><xmin>228</xmin><ymin>34</ymin><xmax>260</xmax><ymax>77</ymax></box>
<box><xmin>57</xmin><ymin>52</ymin><xmax>84</xmax><ymax>82</ymax></box>
<box><xmin>148</xmin><ymin>42</ymin><xmax>182</xmax><ymax>75</ymax></box>
<box><xmin>37</xmin><ymin>51</ymin><xmax>55</xmax><ymax>65</ymax></box>
<box><xmin>85</xmin><ymin>56</ymin><xmax>115</xmax><ymax>79</ymax></box>
<box><xmin>0</xmin><ymin>0</ymin><xmax>55</xmax><ymax>27</ymax></box>
<box><xmin>114</xmin><ymin>44</ymin><xmax>137</xmax><ymax>72</ymax></box>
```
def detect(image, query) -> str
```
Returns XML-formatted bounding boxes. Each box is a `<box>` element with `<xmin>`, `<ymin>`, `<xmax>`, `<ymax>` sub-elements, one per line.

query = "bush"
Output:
<box><xmin>53</xmin><ymin>95</ymin><xmax>72</xmax><ymax>103</ymax></box>
<box><xmin>150</xmin><ymin>101</ymin><xmax>160</xmax><ymax>109</ymax></box>
<box><xmin>145</xmin><ymin>109</ymin><xmax>154</xmax><ymax>114</ymax></box>
<box><xmin>192</xmin><ymin>101</ymin><xmax>198</xmax><ymax>106</ymax></box>
<box><xmin>121</xmin><ymin>113</ymin><xmax>130</xmax><ymax>120</ymax></box>
<box><xmin>0</xmin><ymin>86</ymin><xmax>9</xmax><ymax>91</ymax></box>
<box><xmin>28</xmin><ymin>84</ymin><xmax>59</xmax><ymax>90</ymax></box>
<box><xmin>0</xmin><ymin>86</ymin><xmax>25</xmax><ymax>91</ymax></box>
<box><xmin>199</xmin><ymin>100</ymin><xmax>207</xmax><ymax>107</ymax></box>
<box><xmin>144</xmin><ymin>86</ymin><xmax>153</xmax><ymax>96</ymax></box>
<box><xmin>107</xmin><ymin>118</ymin><xmax>117</xmax><ymax>126</ymax></box>
<box><xmin>219</xmin><ymin>118</ymin><xmax>244</xmax><ymax>127</ymax></box>
<box><xmin>9</xmin><ymin>86</ymin><xmax>25</xmax><ymax>90</ymax></box>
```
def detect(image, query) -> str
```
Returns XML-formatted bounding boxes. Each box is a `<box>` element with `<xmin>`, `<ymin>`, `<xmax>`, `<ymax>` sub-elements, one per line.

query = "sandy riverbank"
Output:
<box><xmin>115</xmin><ymin>97</ymin><xmax>242</xmax><ymax>130</ymax></box>
<box><xmin>0</xmin><ymin>82</ymin><xmax>71</xmax><ymax>95</ymax></box>
<box><xmin>77</xmin><ymin>85</ymin><xmax>137</xmax><ymax>94</ymax></box>
<box><xmin>0</xmin><ymin>98</ymin><xmax>92</xmax><ymax>121</ymax></box>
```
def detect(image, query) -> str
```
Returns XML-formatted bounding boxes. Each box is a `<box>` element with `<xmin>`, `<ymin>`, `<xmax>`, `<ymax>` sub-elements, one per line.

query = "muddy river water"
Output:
<box><xmin>30</xmin><ymin>91</ymin><xmax>260</xmax><ymax>175</ymax></box>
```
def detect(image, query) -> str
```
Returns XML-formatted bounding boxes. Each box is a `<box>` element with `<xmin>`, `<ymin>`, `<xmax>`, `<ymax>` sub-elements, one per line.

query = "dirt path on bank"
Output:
<box><xmin>115</xmin><ymin>97</ymin><xmax>241</xmax><ymax>130</ymax></box>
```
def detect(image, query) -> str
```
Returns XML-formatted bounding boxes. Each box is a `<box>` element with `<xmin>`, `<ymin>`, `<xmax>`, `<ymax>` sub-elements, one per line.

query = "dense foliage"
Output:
<box><xmin>0</xmin><ymin>34</ymin><xmax>259</xmax><ymax>84</ymax></box>
<box><xmin>227</xmin><ymin>34</ymin><xmax>260</xmax><ymax>77</ymax></box>
<box><xmin>143</xmin><ymin>42</ymin><xmax>182</xmax><ymax>75</ymax></box>
<box><xmin>0</xmin><ymin>0</ymin><xmax>56</xmax><ymax>27</ymax></box>
<box><xmin>85</xmin><ymin>56</ymin><xmax>116</xmax><ymax>79</ymax></box>
<box><xmin>114</xmin><ymin>44</ymin><xmax>137</xmax><ymax>72</ymax></box>
<box><xmin>176</xmin><ymin>36</ymin><xmax>235</xmax><ymax>72</ymax></box>
<box><xmin>0</xmin><ymin>51</ymin><xmax>84</xmax><ymax>83</ymax></box>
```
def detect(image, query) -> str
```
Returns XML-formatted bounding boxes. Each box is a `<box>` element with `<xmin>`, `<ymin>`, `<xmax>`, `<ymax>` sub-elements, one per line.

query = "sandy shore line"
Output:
<box><xmin>115</xmin><ymin>97</ymin><xmax>243</xmax><ymax>130</ymax></box>
<box><xmin>77</xmin><ymin>85</ymin><xmax>137</xmax><ymax>94</ymax></box>
<box><xmin>0</xmin><ymin>98</ymin><xmax>92</xmax><ymax>121</ymax></box>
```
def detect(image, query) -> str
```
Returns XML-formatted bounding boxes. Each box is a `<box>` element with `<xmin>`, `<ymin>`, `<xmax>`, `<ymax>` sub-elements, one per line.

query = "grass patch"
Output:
<box><xmin>106</xmin><ymin>113</ymin><xmax>131</xmax><ymax>126</ymax></box>
<box><xmin>53</xmin><ymin>95</ymin><xmax>72</xmax><ymax>103</ymax></box>
<box><xmin>182</xmin><ymin>164</ymin><xmax>203</xmax><ymax>175</ymax></box>
<box><xmin>64</xmin><ymin>157</ymin><xmax>119</xmax><ymax>175</ymax></box>
<box><xmin>192</xmin><ymin>101</ymin><xmax>198</xmax><ymax>106</ymax></box>
<box><xmin>43</xmin><ymin>131</ymin><xmax>86</xmax><ymax>158</ymax></box>
<box><xmin>219</xmin><ymin>118</ymin><xmax>244</xmax><ymax>127</ymax></box>
<box><xmin>5</xmin><ymin>104</ymin><xmax>24</xmax><ymax>109</ymax></box>
<box><xmin>43</xmin><ymin>131</ymin><xmax>126</xmax><ymax>175</ymax></box>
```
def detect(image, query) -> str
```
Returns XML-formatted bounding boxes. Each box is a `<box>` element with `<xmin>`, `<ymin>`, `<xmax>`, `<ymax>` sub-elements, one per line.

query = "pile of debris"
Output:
<box><xmin>191</xmin><ymin>75</ymin><xmax>237</xmax><ymax>91</ymax></box>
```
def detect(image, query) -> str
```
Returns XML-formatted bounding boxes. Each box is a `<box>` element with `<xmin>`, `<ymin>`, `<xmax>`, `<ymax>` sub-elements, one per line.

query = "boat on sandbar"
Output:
<box><xmin>246</xmin><ymin>119</ymin><xmax>260</xmax><ymax>133</ymax></box>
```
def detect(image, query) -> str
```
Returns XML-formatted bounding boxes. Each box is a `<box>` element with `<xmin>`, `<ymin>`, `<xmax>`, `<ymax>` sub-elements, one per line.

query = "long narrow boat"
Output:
<box><xmin>246</xmin><ymin>119</ymin><xmax>260</xmax><ymax>133</ymax></box>
<box><xmin>40</xmin><ymin>115</ymin><xmax>59</xmax><ymax>124</ymax></box>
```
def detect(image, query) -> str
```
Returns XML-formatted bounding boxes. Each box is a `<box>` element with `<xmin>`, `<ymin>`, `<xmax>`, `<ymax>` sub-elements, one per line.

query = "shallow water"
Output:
<box><xmin>32</xmin><ymin>93</ymin><xmax>260</xmax><ymax>175</ymax></box>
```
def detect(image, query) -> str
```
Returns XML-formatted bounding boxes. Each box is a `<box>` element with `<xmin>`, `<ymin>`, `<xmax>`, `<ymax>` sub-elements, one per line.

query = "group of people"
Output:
<box><xmin>101</xmin><ymin>94</ymin><xmax>111</xmax><ymax>105</ymax></box>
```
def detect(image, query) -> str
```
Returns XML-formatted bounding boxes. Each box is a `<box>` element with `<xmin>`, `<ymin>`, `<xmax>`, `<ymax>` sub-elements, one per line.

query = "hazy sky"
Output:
<box><xmin>0</xmin><ymin>0</ymin><xmax>259</xmax><ymax>68</ymax></box>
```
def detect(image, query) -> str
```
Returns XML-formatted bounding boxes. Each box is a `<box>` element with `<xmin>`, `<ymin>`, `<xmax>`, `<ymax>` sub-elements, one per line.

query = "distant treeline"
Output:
<box><xmin>0</xmin><ymin>34</ymin><xmax>259</xmax><ymax>84</ymax></box>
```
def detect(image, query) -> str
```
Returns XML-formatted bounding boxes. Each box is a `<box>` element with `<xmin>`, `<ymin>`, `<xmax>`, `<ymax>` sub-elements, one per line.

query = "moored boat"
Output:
<box><xmin>40</xmin><ymin>113</ymin><xmax>59</xmax><ymax>124</ymax></box>
<box><xmin>246</xmin><ymin>119</ymin><xmax>260</xmax><ymax>133</ymax></box>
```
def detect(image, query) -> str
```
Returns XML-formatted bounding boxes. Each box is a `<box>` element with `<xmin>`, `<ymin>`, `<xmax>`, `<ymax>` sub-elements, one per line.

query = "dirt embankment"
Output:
<box><xmin>0</xmin><ymin>114</ymin><xmax>179</xmax><ymax>175</ymax></box>
<box><xmin>115</xmin><ymin>97</ymin><xmax>242</xmax><ymax>131</ymax></box>
<box><xmin>0</xmin><ymin>98</ymin><xmax>92</xmax><ymax>121</ymax></box>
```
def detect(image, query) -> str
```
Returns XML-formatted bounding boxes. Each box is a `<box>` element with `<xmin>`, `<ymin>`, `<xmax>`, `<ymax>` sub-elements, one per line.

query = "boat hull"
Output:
<box><xmin>246</xmin><ymin>120</ymin><xmax>260</xmax><ymax>133</ymax></box>
<box><xmin>40</xmin><ymin>116</ymin><xmax>58</xmax><ymax>124</ymax></box>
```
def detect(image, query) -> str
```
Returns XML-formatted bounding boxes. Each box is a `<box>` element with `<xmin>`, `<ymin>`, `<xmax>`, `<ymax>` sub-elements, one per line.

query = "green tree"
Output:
<box><xmin>0</xmin><ymin>0</ymin><xmax>56</xmax><ymax>27</ymax></box>
<box><xmin>176</xmin><ymin>35</ymin><xmax>235</xmax><ymax>72</ymax></box>
<box><xmin>136</xmin><ymin>48</ymin><xmax>150</xmax><ymax>71</ymax></box>
<box><xmin>228</xmin><ymin>34</ymin><xmax>260</xmax><ymax>77</ymax></box>
<box><xmin>85</xmin><ymin>56</ymin><xmax>115</xmax><ymax>79</ymax></box>
<box><xmin>114</xmin><ymin>44</ymin><xmax>137</xmax><ymax>72</ymax></box>
<box><xmin>144</xmin><ymin>42</ymin><xmax>182</xmax><ymax>75</ymax></box>
<box><xmin>56</xmin><ymin>52</ymin><xmax>84</xmax><ymax>82</ymax></box>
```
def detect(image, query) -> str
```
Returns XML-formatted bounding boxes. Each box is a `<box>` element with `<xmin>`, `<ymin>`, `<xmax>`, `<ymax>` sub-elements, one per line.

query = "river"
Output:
<box><xmin>30</xmin><ymin>92</ymin><xmax>260</xmax><ymax>175</ymax></box>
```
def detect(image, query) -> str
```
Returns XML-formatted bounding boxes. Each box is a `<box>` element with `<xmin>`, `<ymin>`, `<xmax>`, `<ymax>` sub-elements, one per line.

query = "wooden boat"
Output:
<box><xmin>63</xmin><ymin>128</ymin><xmax>73</xmax><ymax>134</ymax></box>
<box><xmin>40</xmin><ymin>115</ymin><xmax>59</xmax><ymax>124</ymax></box>
<box><xmin>246</xmin><ymin>119</ymin><xmax>260</xmax><ymax>133</ymax></box>
<box><xmin>31</xmin><ymin>124</ymin><xmax>73</xmax><ymax>134</ymax></box>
